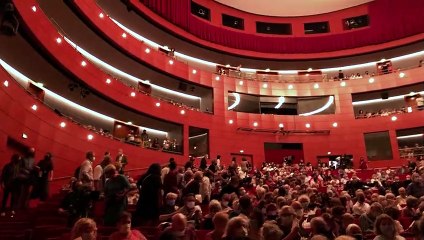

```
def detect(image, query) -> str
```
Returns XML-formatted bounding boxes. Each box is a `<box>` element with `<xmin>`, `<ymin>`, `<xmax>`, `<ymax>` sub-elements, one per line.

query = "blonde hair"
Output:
<box><xmin>71</xmin><ymin>218</ymin><xmax>96</xmax><ymax>240</ymax></box>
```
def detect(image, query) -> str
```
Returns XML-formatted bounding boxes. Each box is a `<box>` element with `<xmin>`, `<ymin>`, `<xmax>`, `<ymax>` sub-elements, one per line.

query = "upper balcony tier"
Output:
<box><xmin>130</xmin><ymin>0</ymin><xmax>424</xmax><ymax>59</ymax></box>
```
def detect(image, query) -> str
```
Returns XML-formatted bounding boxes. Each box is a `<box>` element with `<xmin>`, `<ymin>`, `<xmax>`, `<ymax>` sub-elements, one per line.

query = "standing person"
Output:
<box><xmin>163</xmin><ymin>160</ymin><xmax>179</xmax><ymax>196</ymax></box>
<box><xmin>0</xmin><ymin>154</ymin><xmax>22</xmax><ymax>216</ymax></box>
<box><xmin>115</xmin><ymin>149</ymin><xmax>128</xmax><ymax>174</ymax></box>
<box><xmin>79</xmin><ymin>151</ymin><xmax>95</xmax><ymax>190</ymax></box>
<box><xmin>18</xmin><ymin>147</ymin><xmax>36</xmax><ymax>209</ymax></box>
<box><xmin>103</xmin><ymin>164</ymin><xmax>131</xmax><ymax>226</ymax></box>
<box><xmin>93</xmin><ymin>155</ymin><xmax>112</xmax><ymax>192</ymax></box>
<box><xmin>31</xmin><ymin>153</ymin><xmax>54</xmax><ymax>201</ymax></box>
<box><xmin>135</xmin><ymin>163</ymin><xmax>163</xmax><ymax>226</ymax></box>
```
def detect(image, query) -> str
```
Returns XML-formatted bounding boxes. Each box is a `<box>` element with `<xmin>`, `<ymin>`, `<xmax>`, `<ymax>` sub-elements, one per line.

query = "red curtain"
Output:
<box><xmin>141</xmin><ymin>0</ymin><xmax>424</xmax><ymax>53</ymax></box>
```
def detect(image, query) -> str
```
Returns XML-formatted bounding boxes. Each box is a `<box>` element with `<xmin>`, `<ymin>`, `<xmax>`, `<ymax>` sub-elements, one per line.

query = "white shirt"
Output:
<box><xmin>93</xmin><ymin>165</ymin><xmax>103</xmax><ymax>181</ymax></box>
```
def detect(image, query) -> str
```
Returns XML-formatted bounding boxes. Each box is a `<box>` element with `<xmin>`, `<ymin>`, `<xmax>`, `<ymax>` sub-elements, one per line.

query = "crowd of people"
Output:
<box><xmin>3</xmin><ymin>149</ymin><xmax>424</xmax><ymax>240</ymax></box>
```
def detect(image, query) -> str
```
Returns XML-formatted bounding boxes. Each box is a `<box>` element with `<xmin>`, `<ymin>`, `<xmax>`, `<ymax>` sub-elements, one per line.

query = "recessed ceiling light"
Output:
<box><xmin>169</xmin><ymin>60</ymin><xmax>174</xmax><ymax>65</ymax></box>
<box><xmin>307</xmin><ymin>68</ymin><xmax>313</xmax><ymax>72</ymax></box>
<box><xmin>332</xmin><ymin>122</ymin><xmax>338</xmax><ymax>127</ymax></box>
<box><xmin>22</xmin><ymin>133</ymin><xmax>28</xmax><ymax>139</ymax></box>
<box><xmin>56</xmin><ymin>37</ymin><xmax>62</xmax><ymax>44</ymax></box>
<box><xmin>239</xmin><ymin>80</ymin><xmax>243</xmax><ymax>85</ymax></box>
<box><xmin>240</xmin><ymin>150</ymin><xmax>244</xmax><ymax>153</ymax></box>
<box><xmin>87</xmin><ymin>134</ymin><xmax>94</xmax><ymax>140</ymax></box>
<box><xmin>229</xmin><ymin>119</ymin><xmax>234</xmax><ymax>124</ymax></box>
<box><xmin>288</xmin><ymin>85</ymin><xmax>293</xmax><ymax>89</ymax></box>
<box><xmin>81</xmin><ymin>61</ymin><xmax>87</xmax><ymax>67</ymax></box>
<box><xmin>155</xmin><ymin>102</ymin><xmax>161</xmax><ymax>107</ymax></box>
<box><xmin>215</xmin><ymin>76</ymin><xmax>220</xmax><ymax>81</ymax></box>
<box><xmin>31</xmin><ymin>6</ymin><xmax>37</xmax><ymax>12</ymax></box>
<box><xmin>340</xmin><ymin>81</ymin><xmax>346</xmax><ymax>87</ymax></box>
<box><xmin>105</xmin><ymin>78</ymin><xmax>111</xmax><ymax>84</ymax></box>
<box><xmin>314</xmin><ymin>83</ymin><xmax>319</xmax><ymax>89</ymax></box>
<box><xmin>263</xmin><ymin>83</ymin><xmax>268</xmax><ymax>88</ymax></box>
<box><xmin>192</xmin><ymin>69</ymin><xmax>197</xmax><ymax>74</ymax></box>
<box><xmin>180</xmin><ymin>109</ymin><xmax>185</xmax><ymax>115</ymax></box>
<box><xmin>99</xmin><ymin>13</ymin><xmax>104</xmax><ymax>18</ymax></box>
<box><xmin>279</xmin><ymin>123</ymin><xmax>284</xmax><ymax>128</ymax></box>
<box><xmin>130</xmin><ymin>92</ymin><xmax>136</xmax><ymax>97</ymax></box>
<box><xmin>3</xmin><ymin>80</ymin><xmax>9</xmax><ymax>87</ymax></box>
<box><xmin>391</xmin><ymin>116</ymin><xmax>397</xmax><ymax>121</ymax></box>
<box><xmin>145</xmin><ymin>48</ymin><xmax>150</xmax><ymax>53</ymax></box>
<box><xmin>31</xmin><ymin>104</ymin><xmax>37</xmax><ymax>111</ymax></box>
<box><xmin>122</xmin><ymin>33</ymin><xmax>127</xmax><ymax>38</ymax></box>
<box><xmin>253</xmin><ymin>122</ymin><xmax>258</xmax><ymax>127</ymax></box>
<box><xmin>368</xmin><ymin>78</ymin><xmax>375</xmax><ymax>83</ymax></box>
<box><xmin>399</xmin><ymin>72</ymin><xmax>405</xmax><ymax>78</ymax></box>
<box><xmin>305</xmin><ymin>123</ymin><xmax>311</xmax><ymax>128</ymax></box>
<box><xmin>60</xmin><ymin>122</ymin><xmax>66</xmax><ymax>128</ymax></box>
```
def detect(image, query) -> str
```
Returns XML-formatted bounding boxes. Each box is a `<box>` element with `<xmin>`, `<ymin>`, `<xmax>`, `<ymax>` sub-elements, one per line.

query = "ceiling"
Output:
<box><xmin>213</xmin><ymin>0</ymin><xmax>374</xmax><ymax>17</ymax></box>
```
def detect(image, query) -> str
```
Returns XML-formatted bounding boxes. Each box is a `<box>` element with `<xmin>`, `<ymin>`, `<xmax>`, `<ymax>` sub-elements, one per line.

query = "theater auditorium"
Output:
<box><xmin>0</xmin><ymin>0</ymin><xmax>423</xmax><ymax>239</ymax></box>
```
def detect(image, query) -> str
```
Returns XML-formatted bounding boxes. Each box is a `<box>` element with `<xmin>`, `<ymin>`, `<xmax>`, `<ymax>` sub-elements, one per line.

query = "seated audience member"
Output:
<box><xmin>206</xmin><ymin>212</ymin><xmax>229</xmax><ymax>240</ymax></box>
<box><xmin>396</xmin><ymin>188</ymin><xmax>407</xmax><ymax>206</ymax></box>
<box><xmin>352</xmin><ymin>192</ymin><xmax>370</xmax><ymax>216</ymax></box>
<box><xmin>109</xmin><ymin>212</ymin><xmax>147</xmax><ymax>240</ymax></box>
<box><xmin>179</xmin><ymin>194</ymin><xmax>202</xmax><ymax>224</ymax></box>
<box><xmin>159</xmin><ymin>192</ymin><xmax>179</xmax><ymax>222</ymax></box>
<box><xmin>341</xmin><ymin>214</ymin><xmax>356</xmax><ymax>235</ymax></box>
<box><xmin>346</xmin><ymin>224</ymin><xmax>363</xmax><ymax>240</ymax></box>
<box><xmin>401</xmin><ymin>196</ymin><xmax>418</xmax><ymax>218</ymax></box>
<box><xmin>71</xmin><ymin>218</ymin><xmax>97</xmax><ymax>240</ymax></box>
<box><xmin>373</xmin><ymin>214</ymin><xmax>405</xmax><ymax>240</ymax></box>
<box><xmin>159</xmin><ymin>213</ymin><xmax>196</xmax><ymax>240</ymax></box>
<box><xmin>202</xmin><ymin>199</ymin><xmax>222</xmax><ymax>230</ymax></box>
<box><xmin>384</xmin><ymin>207</ymin><xmax>403</xmax><ymax>233</ymax></box>
<box><xmin>406</xmin><ymin>173</ymin><xmax>424</xmax><ymax>198</ymax></box>
<box><xmin>278</xmin><ymin>206</ymin><xmax>301</xmax><ymax>240</ymax></box>
<box><xmin>359</xmin><ymin>202</ymin><xmax>383</xmax><ymax>234</ymax></box>
<box><xmin>261</xmin><ymin>222</ymin><xmax>284</xmax><ymax>240</ymax></box>
<box><xmin>222</xmin><ymin>216</ymin><xmax>250</xmax><ymax>240</ymax></box>
<box><xmin>310</xmin><ymin>217</ymin><xmax>335</xmax><ymax>240</ymax></box>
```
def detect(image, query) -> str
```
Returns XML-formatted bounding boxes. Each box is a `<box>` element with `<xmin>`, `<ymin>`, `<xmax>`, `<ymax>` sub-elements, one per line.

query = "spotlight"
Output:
<box><xmin>215</xmin><ymin>76</ymin><xmax>220</xmax><ymax>81</ymax></box>
<box><xmin>368</xmin><ymin>78</ymin><xmax>375</xmax><ymax>83</ymax></box>
<box><xmin>288</xmin><ymin>85</ymin><xmax>293</xmax><ymax>89</ymax></box>
<box><xmin>327</xmin><ymin>152</ymin><xmax>331</xmax><ymax>155</ymax></box>
<box><xmin>307</xmin><ymin>68</ymin><xmax>313</xmax><ymax>72</ymax></box>
<box><xmin>239</xmin><ymin>80</ymin><xmax>243</xmax><ymax>86</ymax></box>
<box><xmin>391</xmin><ymin>116</ymin><xmax>397</xmax><ymax>121</ymax></box>
<box><xmin>31</xmin><ymin>6</ymin><xmax>37</xmax><ymax>12</ymax></box>
<box><xmin>279</xmin><ymin>123</ymin><xmax>284</xmax><ymax>128</ymax></box>
<box><xmin>332</xmin><ymin>122</ymin><xmax>338</xmax><ymax>127</ymax></box>
<box><xmin>180</xmin><ymin>109</ymin><xmax>185</xmax><ymax>115</ymax></box>
<box><xmin>81</xmin><ymin>61</ymin><xmax>87</xmax><ymax>67</ymax></box>
<box><xmin>192</xmin><ymin>69</ymin><xmax>197</xmax><ymax>74</ymax></box>
<box><xmin>22</xmin><ymin>133</ymin><xmax>28</xmax><ymax>139</ymax></box>
<box><xmin>229</xmin><ymin>119</ymin><xmax>234</xmax><ymax>124</ymax></box>
<box><xmin>240</xmin><ymin>150</ymin><xmax>244</xmax><ymax>153</ymax></box>
<box><xmin>145</xmin><ymin>48</ymin><xmax>150</xmax><ymax>53</ymax></box>
<box><xmin>105</xmin><ymin>78</ymin><xmax>111</xmax><ymax>84</ymax></box>
<box><xmin>155</xmin><ymin>102</ymin><xmax>161</xmax><ymax>107</ymax></box>
<box><xmin>3</xmin><ymin>80</ymin><xmax>9</xmax><ymax>87</ymax></box>
<box><xmin>305</xmin><ymin>123</ymin><xmax>311</xmax><ymax>128</ymax></box>
<box><xmin>31</xmin><ymin>104</ymin><xmax>37</xmax><ymax>111</ymax></box>
<box><xmin>122</xmin><ymin>33</ymin><xmax>127</xmax><ymax>38</ymax></box>
<box><xmin>263</xmin><ymin>83</ymin><xmax>268</xmax><ymax>88</ymax></box>
<box><xmin>130</xmin><ymin>92</ymin><xmax>136</xmax><ymax>97</ymax></box>
<box><xmin>314</xmin><ymin>83</ymin><xmax>319</xmax><ymax>89</ymax></box>
<box><xmin>399</xmin><ymin>72</ymin><xmax>405</xmax><ymax>78</ymax></box>
<box><xmin>87</xmin><ymin>134</ymin><xmax>93</xmax><ymax>140</ymax></box>
<box><xmin>253</xmin><ymin>122</ymin><xmax>258</xmax><ymax>127</ymax></box>
<box><xmin>60</xmin><ymin>122</ymin><xmax>66</xmax><ymax>128</ymax></box>
<box><xmin>340</xmin><ymin>81</ymin><xmax>346</xmax><ymax>87</ymax></box>
<box><xmin>56</xmin><ymin>37</ymin><xmax>62</xmax><ymax>44</ymax></box>
<box><xmin>169</xmin><ymin>60</ymin><xmax>174</xmax><ymax>65</ymax></box>
<box><xmin>99</xmin><ymin>13</ymin><xmax>104</xmax><ymax>18</ymax></box>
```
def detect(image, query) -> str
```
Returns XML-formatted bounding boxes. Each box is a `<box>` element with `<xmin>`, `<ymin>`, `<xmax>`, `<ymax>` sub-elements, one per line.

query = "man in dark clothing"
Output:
<box><xmin>18</xmin><ymin>148</ymin><xmax>36</xmax><ymax>209</ymax></box>
<box><xmin>0</xmin><ymin>154</ymin><xmax>21</xmax><ymax>216</ymax></box>
<box><xmin>406</xmin><ymin>173</ymin><xmax>424</xmax><ymax>198</ymax></box>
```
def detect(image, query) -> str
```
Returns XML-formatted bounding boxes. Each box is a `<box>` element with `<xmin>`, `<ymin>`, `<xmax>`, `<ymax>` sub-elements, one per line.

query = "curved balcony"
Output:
<box><xmin>9</xmin><ymin>1</ymin><xmax>424</xmax><ymax>170</ymax></box>
<box><xmin>130</xmin><ymin>0</ymin><xmax>424</xmax><ymax>59</ymax></box>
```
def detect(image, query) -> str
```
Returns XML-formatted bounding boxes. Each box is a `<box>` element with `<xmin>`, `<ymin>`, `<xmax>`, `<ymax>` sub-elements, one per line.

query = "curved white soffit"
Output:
<box><xmin>228</xmin><ymin>92</ymin><xmax>241</xmax><ymax>110</ymax></box>
<box><xmin>109</xmin><ymin>18</ymin><xmax>424</xmax><ymax>73</ymax></box>
<box><xmin>352</xmin><ymin>91</ymin><xmax>424</xmax><ymax>105</ymax></box>
<box><xmin>0</xmin><ymin>59</ymin><xmax>168</xmax><ymax>136</ymax></box>
<box><xmin>213</xmin><ymin>0</ymin><xmax>373</xmax><ymax>17</ymax></box>
<box><xmin>63</xmin><ymin>37</ymin><xmax>200</xmax><ymax>101</ymax></box>
<box><xmin>397</xmin><ymin>134</ymin><xmax>424</xmax><ymax>139</ymax></box>
<box><xmin>299</xmin><ymin>96</ymin><xmax>335</xmax><ymax>116</ymax></box>
<box><xmin>274</xmin><ymin>96</ymin><xmax>285</xmax><ymax>109</ymax></box>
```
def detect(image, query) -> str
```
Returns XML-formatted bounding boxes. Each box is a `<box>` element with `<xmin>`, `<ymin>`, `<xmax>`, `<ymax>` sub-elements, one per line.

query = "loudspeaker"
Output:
<box><xmin>222</xmin><ymin>14</ymin><xmax>244</xmax><ymax>30</ymax></box>
<box><xmin>381</xmin><ymin>92</ymin><xmax>389</xmax><ymax>99</ymax></box>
